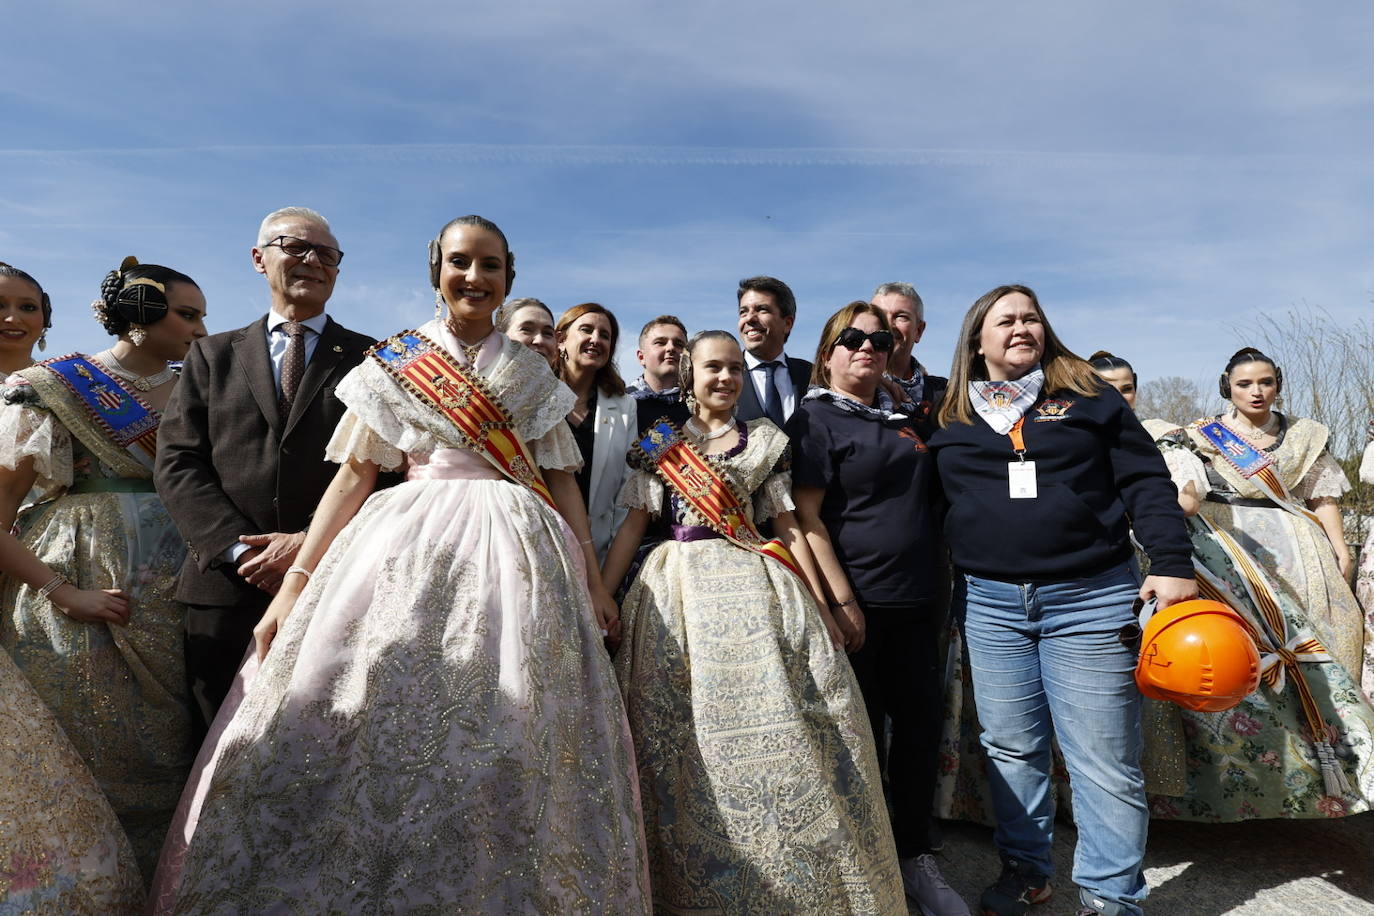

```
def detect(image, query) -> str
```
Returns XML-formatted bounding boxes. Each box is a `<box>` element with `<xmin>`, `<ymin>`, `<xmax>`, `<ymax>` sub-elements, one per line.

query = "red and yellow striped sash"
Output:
<box><xmin>370</xmin><ymin>331</ymin><xmax>556</xmax><ymax>510</ymax></box>
<box><xmin>635</xmin><ymin>418</ymin><xmax>802</xmax><ymax>578</ymax></box>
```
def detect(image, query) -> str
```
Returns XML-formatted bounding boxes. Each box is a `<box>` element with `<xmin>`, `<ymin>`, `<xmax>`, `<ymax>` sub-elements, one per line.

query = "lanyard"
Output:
<box><xmin>1008</xmin><ymin>416</ymin><xmax>1027</xmax><ymax>462</ymax></box>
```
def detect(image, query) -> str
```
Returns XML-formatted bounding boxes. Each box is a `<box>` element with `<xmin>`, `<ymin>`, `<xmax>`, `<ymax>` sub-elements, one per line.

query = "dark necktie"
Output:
<box><xmin>757</xmin><ymin>359</ymin><xmax>785</xmax><ymax>426</ymax></box>
<box><xmin>279</xmin><ymin>321</ymin><xmax>306</xmax><ymax>417</ymax></box>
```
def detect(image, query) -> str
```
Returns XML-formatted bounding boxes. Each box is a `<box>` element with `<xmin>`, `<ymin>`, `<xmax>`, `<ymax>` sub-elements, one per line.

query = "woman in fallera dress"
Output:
<box><xmin>168</xmin><ymin>215</ymin><xmax>650</xmax><ymax>913</ymax></box>
<box><xmin>0</xmin><ymin>262</ymin><xmax>145</xmax><ymax>914</ymax></box>
<box><xmin>1163</xmin><ymin>348</ymin><xmax>1373</xmax><ymax>696</ymax></box>
<box><xmin>0</xmin><ymin>258</ymin><xmax>204</xmax><ymax>880</ymax></box>
<box><xmin>602</xmin><ymin>329</ymin><xmax>904</xmax><ymax>915</ymax></box>
<box><xmin>1122</xmin><ymin>348</ymin><xmax>1374</xmax><ymax>821</ymax></box>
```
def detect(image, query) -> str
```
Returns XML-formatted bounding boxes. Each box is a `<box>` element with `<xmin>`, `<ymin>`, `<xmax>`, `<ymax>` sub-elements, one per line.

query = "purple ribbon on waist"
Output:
<box><xmin>671</xmin><ymin>524</ymin><xmax>722</xmax><ymax>543</ymax></box>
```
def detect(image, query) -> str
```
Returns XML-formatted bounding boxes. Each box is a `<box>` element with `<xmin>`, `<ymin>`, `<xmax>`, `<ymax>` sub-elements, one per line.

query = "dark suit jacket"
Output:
<box><xmin>735</xmin><ymin>355</ymin><xmax>813</xmax><ymax>429</ymax></box>
<box><xmin>155</xmin><ymin>315</ymin><xmax>375</xmax><ymax>608</ymax></box>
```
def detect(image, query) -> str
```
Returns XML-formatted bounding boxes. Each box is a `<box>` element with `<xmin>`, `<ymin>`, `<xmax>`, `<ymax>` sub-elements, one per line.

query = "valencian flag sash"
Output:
<box><xmin>1192</xmin><ymin>419</ymin><xmax>1322</xmax><ymax>526</ymax></box>
<box><xmin>370</xmin><ymin>331</ymin><xmax>556</xmax><ymax>511</ymax></box>
<box><xmin>634</xmin><ymin>418</ymin><xmax>803</xmax><ymax>578</ymax></box>
<box><xmin>43</xmin><ymin>355</ymin><xmax>159</xmax><ymax>469</ymax></box>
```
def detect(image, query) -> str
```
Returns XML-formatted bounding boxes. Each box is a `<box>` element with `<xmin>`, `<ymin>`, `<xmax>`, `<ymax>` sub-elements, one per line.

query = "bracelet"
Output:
<box><xmin>579</xmin><ymin>537</ymin><xmax>594</xmax><ymax>546</ymax></box>
<box><xmin>285</xmin><ymin>565</ymin><xmax>313</xmax><ymax>580</ymax></box>
<box><xmin>37</xmin><ymin>574</ymin><xmax>67</xmax><ymax>600</ymax></box>
<box><xmin>831</xmin><ymin>597</ymin><xmax>857</xmax><ymax>609</ymax></box>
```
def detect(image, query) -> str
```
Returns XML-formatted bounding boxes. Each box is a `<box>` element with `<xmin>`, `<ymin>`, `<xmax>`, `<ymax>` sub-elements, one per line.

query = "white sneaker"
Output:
<box><xmin>900</xmin><ymin>854</ymin><xmax>971</xmax><ymax>916</ymax></box>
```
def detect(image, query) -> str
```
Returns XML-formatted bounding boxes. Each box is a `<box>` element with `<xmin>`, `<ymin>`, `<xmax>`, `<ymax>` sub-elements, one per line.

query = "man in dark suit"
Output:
<box><xmin>734</xmin><ymin>276</ymin><xmax>812</xmax><ymax>429</ymax></box>
<box><xmin>156</xmin><ymin>206</ymin><xmax>375</xmax><ymax>740</ymax></box>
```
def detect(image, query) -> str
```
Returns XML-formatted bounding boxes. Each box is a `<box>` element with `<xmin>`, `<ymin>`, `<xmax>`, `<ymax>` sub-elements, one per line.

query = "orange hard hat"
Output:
<box><xmin>1135</xmin><ymin>599</ymin><xmax>1261</xmax><ymax>712</ymax></box>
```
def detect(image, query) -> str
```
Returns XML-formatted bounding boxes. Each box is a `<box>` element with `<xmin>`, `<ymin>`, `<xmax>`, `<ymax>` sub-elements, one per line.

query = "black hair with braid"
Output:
<box><xmin>94</xmin><ymin>258</ymin><xmax>198</xmax><ymax>337</ymax></box>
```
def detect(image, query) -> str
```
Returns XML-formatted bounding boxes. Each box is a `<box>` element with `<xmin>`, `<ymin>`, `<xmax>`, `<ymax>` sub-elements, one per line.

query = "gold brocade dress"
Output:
<box><xmin>0</xmin><ymin>648</ymin><xmax>144</xmax><ymax>913</ymax></box>
<box><xmin>613</xmin><ymin>420</ymin><xmax>904</xmax><ymax>915</ymax></box>
<box><xmin>0</xmin><ymin>361</ymin><xmax>192</xmax><ymax>881</ymax></box>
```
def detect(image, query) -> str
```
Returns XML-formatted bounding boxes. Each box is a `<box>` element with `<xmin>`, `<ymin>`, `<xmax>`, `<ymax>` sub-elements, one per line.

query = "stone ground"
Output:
<box><xmin>919</xmin><ymin>811</ymin><xmax>1374</xmax><ymax>914</ymax></box>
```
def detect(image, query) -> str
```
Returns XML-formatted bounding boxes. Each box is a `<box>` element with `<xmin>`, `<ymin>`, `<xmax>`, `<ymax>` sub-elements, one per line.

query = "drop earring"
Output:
<box><xmin>128</xmin><ymin>325</ymin><xmax>147</xmax><ymax>346</ymax></box>
<box><xmin>434</xmin><ymin>289</ymin><xmax>445</xmax><ymax>321</ymax></box>
<box><xmin>37</xmin><ymin>330</ymin><xmax>47</xmax><ymax>352</ymax></box>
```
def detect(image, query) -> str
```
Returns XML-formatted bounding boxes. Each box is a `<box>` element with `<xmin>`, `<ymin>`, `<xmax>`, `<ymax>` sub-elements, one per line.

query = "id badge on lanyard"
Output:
<box><xmin>1007</xmin><ymin>417</ymin><xmax>1037</xmax><ymax>499</ymax></box>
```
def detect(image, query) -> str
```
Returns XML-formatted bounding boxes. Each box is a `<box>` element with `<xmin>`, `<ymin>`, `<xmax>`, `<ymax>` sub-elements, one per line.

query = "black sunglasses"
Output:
<box><xmin>264</xmin><ymin>235</ymin><xmax>345</xmax><ymax>267</ymax></box>
<box><xmin>834</xmin><ymin>327</ymin><xmax>894</xmax><ymax>352</ymax></box>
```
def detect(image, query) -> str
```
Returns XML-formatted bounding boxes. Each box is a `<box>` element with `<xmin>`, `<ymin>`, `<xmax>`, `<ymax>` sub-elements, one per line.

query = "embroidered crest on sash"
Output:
<box><xmin>40</xmin><ymin>355</ymin><xmax>160</xmax><ymax>466</ymax></box>
<box><xmin>369</xmin><ymin>331</ymin><xmax>555</xmax><ymax>510</ymax></box>
<box><xmin>634</xmin><ymin>417</ymin><xmax>803</xmax><ymax>578</ymax></box>
<box><xmin>1191</xmin><ymin>419</ymin><xmax>1321</xmax><ymax>526</ymax></box>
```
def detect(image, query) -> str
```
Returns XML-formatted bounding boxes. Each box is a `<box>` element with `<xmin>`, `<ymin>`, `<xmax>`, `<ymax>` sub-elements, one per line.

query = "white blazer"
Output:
<box><xmin>587</xmin><ymin>391</ymin><xmax>638</xmax><ymax>561</ymax></box>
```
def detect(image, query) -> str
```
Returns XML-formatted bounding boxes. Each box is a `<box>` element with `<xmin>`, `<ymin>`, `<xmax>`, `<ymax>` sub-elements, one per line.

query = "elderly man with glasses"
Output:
<box><xmin>156</xmin><ymin>206</ymin><xmax>377</xmax><ymax>741</ymax></box>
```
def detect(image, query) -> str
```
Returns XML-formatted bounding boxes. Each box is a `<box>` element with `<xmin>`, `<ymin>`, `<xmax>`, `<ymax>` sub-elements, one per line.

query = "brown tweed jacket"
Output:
<box><xmin>155</xmin><ymin>314</ymin><xmax>375</xmax><ymax>607</ymax></box>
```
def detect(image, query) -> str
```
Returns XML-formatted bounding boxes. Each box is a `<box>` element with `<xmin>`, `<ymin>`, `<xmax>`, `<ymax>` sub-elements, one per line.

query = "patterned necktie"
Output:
<box><xmin>279</xmin><ymin>320</ymin><xmax>306</xmax><ymax>417</ymax></box>
<box><xmin>757</xmin><ymin>359</ymin><xmax>785</xmax><ymax>426</ymax></box>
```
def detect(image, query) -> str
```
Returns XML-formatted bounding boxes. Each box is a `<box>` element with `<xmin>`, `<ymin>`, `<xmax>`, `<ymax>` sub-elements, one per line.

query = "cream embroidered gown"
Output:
<box><xmin>0</xmin><ymin>361</ymin><xmax>192</xmax><ymax>881</ymax></box>
<box><xmin>170</xmin><ymin>322</ymin><xmax>650</xmax><ymax>914</ymax></box>
<box><xmin>613</xmin><ymin>420</ymin><xmax>903</xmax><ymax>915</ymax></box>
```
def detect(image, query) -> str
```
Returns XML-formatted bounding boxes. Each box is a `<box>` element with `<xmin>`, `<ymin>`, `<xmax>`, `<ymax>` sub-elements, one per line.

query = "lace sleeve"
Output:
<box><xmin>530</xmin><ymin>419</ymin><xmax>582</xmax><ymax>472</ymax></box>
<box><xmin>0</xmin><ymin>384</ymin><xmax>74</xmax><ymax>488</ymax></box>
<box><xmin>1160</xmin><ymin>446</ymin><xmax>1210</xmax><ymax>496</ymax></box>
<box><xmin>753</xmin><ymin>470</ymin><xmax>796</xmax><ymax>522</ymax></box>
<box><xmin>616</xmin><ymin>468</ymin><xmax>665</xmax><ymax>516</ymax></box>
<box><xmin>1293</xmin><ymin>451</ymin><xmax>1351</xmax><ymax>501</ymax></box>
<box><xmin>324</xmin><ymin>409</ymin><xmax>406</xmax><ymax>470</ymax></box>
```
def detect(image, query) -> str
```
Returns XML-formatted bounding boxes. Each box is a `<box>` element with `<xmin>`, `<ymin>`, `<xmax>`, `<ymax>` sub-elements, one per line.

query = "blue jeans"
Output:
<box><xmin>956</xmin><ymin>565</ymin><xmax>1148</xmax><ymax>916</ymax></box>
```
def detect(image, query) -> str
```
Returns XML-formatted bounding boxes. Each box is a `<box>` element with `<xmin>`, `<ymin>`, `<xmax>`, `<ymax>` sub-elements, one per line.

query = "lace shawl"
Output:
<box><xmin>616</xmin><ymin>420</ymin><xmax>793</xmax><ymax>523</ymax></box>
<box><xmin>325</xmin><ymin>321</ymin><xmax>580</xmax><ymax>472</ymax></box>
<box><xmin>0</xmin><ymin>376</ymin><xmax>75</xmax><ymax>489</ymax></box>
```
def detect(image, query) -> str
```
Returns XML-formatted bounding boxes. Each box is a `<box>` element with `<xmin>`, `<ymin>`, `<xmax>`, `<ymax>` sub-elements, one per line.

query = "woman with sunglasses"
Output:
<box><xmin>0</xmin><ymin>257</ymin><xmax>207</xmax><ymax>882</ymax></box>
<box><xmin>790</xmin><ymin>301</ymin><xmax>968</xmax><ymax>915</ymax></box>
<box><xmin>929</xmin><ymin>286</ymin><xmax>1194</xmax><ymax>916</ymax></box>
<box><xmin>603</xmin><ymin>329</ymin><xmax>902</xmax><ymax>913</ymax></box>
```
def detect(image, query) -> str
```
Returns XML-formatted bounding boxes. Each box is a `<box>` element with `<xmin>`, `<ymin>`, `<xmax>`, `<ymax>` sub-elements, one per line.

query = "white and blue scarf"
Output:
<box><xmin>969</xmin><ymin>367</ymin><xmax>1044</xmax><ymax>434</ymax></box>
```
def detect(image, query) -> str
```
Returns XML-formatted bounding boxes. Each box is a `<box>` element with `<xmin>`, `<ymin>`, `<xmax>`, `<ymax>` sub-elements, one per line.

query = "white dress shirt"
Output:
<box><xmin>266</xmin><ymin>309</ymin><xmax>329</xmax><ymax>396</ymax></box>
<box><xmin>224</xmin><ymin>310</ymin><xmax>331</xmax><ymax>564</ymax></box>
<box><xmin>744</xmin><ymin>349</ymin><xmax>797</xmax><ymax>421</ymax></box>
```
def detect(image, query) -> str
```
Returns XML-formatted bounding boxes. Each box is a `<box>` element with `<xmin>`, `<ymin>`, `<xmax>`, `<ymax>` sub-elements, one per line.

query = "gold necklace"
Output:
<box><xmin>448</xmin><ymin>320</ymin><xmax>487</xmax><ymax>365</ymax></box>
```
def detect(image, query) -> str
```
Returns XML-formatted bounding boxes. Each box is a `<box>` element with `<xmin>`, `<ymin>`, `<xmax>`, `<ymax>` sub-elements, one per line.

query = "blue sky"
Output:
<box><xmin>5</xmin><ymin>1</ymin><xmax>1373</xmax><ymax>399</ymax></box>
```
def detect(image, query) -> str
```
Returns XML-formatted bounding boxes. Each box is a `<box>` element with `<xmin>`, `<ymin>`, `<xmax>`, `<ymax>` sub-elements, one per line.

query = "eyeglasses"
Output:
<box><xmin>834</xmin><ymin>328</ymin><xmax>894</xmax><ymax>352</ymax></box>
<box><xmin>264</xmin><ymin>235</ymin><xmax>344</xmax><ymax>267</ymax></box>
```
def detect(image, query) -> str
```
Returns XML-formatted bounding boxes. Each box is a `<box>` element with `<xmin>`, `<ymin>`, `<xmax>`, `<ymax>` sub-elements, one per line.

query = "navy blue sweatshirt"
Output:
<box><xmin>928</xmin><ymin>384</ymin><xmax>1193</xmax><ymax>582</ymax></box>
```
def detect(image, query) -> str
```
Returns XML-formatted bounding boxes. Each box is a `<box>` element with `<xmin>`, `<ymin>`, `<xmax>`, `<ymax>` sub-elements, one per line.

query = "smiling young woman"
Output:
<box><xmin>555</xmin><ymin>302</ymin><xmax>637</xmax><ymax>560</ymax></box>
<box><xmin>0</xmin><ymin>258</ymin><xmax>205</xmax><ymax>879</ymax></box>
<box><xmin>161</xmin><ymin>215</ymin><xmax>650</xmax><ymax>914</ymax></box>
<box><xmin>602</xmin><ymin>328</ymin><xmax>904</xmax><ymax>913</ymax></box>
